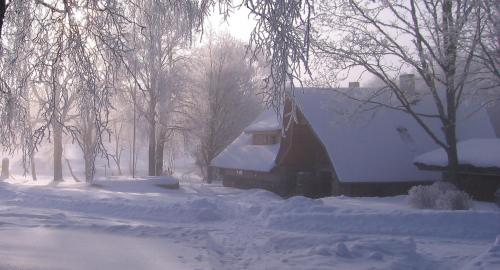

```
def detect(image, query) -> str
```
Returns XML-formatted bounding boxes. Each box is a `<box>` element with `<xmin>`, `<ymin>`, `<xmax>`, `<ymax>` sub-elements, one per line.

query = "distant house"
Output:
<box><xmin>211</xmin><ymin>78</ymin><xmax>497</xmax><ymax>198</ymax></box>
<box><xmin>415</xmin><ymin>139</ymin><xmax>500</xmax><ymax>201</ymax></box>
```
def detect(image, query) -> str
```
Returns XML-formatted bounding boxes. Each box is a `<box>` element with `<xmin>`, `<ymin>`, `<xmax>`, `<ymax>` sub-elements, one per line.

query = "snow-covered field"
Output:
<box><xmin>0</xmin><ymin>176</ymin><xmax>499</xmax><ymax>270</ymax></box>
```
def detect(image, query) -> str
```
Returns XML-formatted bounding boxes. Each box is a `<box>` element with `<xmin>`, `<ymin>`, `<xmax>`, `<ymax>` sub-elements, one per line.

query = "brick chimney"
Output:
<box><xmin>348</xmin><ymin>82</ymin><xmax>360</xmax><ymax>88</ymax></box>
<box><xmin>399</xmin><ymin>74</ymin><xmax>415</xmax><ymax>95</ymax></box>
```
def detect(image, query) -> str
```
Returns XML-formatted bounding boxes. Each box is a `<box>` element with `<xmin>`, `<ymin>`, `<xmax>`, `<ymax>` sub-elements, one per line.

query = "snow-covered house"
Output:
<box><xmin>273</xmin><ymin>87</ymin><xmax>496</xmax><ymax>197</ymax></box>
<box><xmin>212</xmin><ymin>83</ymin><xmax>497</xmax><ymax>197</ymax></box>
<box><xmin>210</xmin><ymin>109</ymin><xmax>283</xmax><ymax>191</ymax></box>
<box><xmin>414</xmin><ymin>139</ymin><xmax>500</xmax><ymax>200</ymax></box>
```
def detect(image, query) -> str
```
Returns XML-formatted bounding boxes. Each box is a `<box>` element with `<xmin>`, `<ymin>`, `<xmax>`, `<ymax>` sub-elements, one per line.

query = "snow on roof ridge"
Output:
<box><xmin>210</xmin><ymin>132</ymin><xmax>279</xmax><ymax>172</ymax></box>
<box><xmin>244</xmin><ymin>108</ymin><xmax>282</xmax><ymax>133</ymax></box>
<box><xmin>211</xmin><ymin>108</ymin><xmax>281</xmax><ymax>172</ymax></box>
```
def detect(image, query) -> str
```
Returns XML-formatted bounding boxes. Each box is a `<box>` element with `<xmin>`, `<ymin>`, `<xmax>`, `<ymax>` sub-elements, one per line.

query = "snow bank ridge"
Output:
<box><xmin>264</xmin><ymin>196</ymin><xmax>500</xmax><ymax>239</ymax></box>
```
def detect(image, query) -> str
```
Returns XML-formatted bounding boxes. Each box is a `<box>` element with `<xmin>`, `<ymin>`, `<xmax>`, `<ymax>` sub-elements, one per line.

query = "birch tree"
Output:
<box><xmin>125</xmin><ymin>0</ymin><xmax>200</xmax><ymax>176</ymax></box>
<box><xmin>0</xmin><ymin>0</ymin><xmax>315</xmax><ymax>181</ymax></box>
<box><xmin>0</xmin><ymin>0</ymin><xmax>128</xmax><ymax>182</ymax></box>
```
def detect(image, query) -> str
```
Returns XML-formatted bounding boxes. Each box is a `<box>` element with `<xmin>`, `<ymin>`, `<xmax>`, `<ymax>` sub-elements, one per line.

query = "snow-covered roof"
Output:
<box><xmin>244</xmin><ymin>109</ymin><xmax>281</xmax><ymax>133</ymax></box>
<box><xmin>211</xmin><ymin>109</ymin><xmax>280</xmax><ymax>172</ymax></box>
<box><xmin>291</xmin><ymin>88</ymin><xmax>496</xmax><ymax>183</ymax></box>
<box><xmin>414</xmin><ymin>138</ymin><xmax>500</xmax><ymax>170</ymax></box>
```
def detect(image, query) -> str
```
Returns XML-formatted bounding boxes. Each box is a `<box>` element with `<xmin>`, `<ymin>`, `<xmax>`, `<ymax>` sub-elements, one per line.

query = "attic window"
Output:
<box><xmin>396</xmin><ymin>126</ymin><xmax>415</xmax><ymax>143</ymax></box>
<box><xmin>253</xmin><ymin>133</ymin><xmax>279</xmax><ymax>145</ymax></box>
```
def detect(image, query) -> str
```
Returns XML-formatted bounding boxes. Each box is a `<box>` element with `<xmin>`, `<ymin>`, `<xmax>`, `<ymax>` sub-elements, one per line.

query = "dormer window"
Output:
<box><xmin>252</xmin><ymin>132</ymin><xmax>280</xmax><ymax>145</ymax></box>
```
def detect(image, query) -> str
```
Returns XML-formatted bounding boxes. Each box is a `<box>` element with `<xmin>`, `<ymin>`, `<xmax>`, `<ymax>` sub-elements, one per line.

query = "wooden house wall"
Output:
<box><xmin>277</xmin><ymin>98</ymin><xmax>332</xmax><ymax>171</ymax></box>
<box><xmin>333</xmin><ymin>181</ymin><xmax>430</xmax><ymax>197</ymax></box>
<box><xmin>219</xmin><ymin>168</ymin><xmax>285</xmax><ymax>195</ymax></box>
<box><xmin>454</xmin><ymin>173</ymin><xmax>500</xmax><ymax>201</ymax></box>
<box><xmin>417</xmin><ymin>164</ymin><xmax>500</xmax><ymax>201</ymax></box>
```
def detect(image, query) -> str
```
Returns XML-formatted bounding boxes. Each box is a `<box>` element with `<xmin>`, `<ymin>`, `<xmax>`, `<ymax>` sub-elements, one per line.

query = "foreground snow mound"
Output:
<box><xmin>265</xmin><ymin>196</ymin><xmax>500</xmax><ymax>239</ymax></box>
<box><xmin>462</xmin><ymin>236</ymin><xmax>500</xmax><ymax>270</ymax></box>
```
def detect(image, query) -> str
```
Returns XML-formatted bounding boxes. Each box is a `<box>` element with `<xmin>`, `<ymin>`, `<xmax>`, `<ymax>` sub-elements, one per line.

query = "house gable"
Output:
<box><xmin>276</xmin><ymin>97</ymin><xmax>334</xmax><ymax>172</ymax></box>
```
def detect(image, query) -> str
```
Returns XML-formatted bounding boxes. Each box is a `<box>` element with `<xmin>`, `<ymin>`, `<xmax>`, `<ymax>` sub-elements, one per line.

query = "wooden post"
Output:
<box><xmin>1</xmin><ymin>158</ymin><xmax>9</xmax><ymax>179</ymax></box>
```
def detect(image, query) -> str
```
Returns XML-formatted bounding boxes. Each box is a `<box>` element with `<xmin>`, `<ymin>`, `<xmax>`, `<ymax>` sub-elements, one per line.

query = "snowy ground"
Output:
<box><xmin>0</xmin><ymin>176</ymin><xmax>499</xmax><ymax>270</ymax></box>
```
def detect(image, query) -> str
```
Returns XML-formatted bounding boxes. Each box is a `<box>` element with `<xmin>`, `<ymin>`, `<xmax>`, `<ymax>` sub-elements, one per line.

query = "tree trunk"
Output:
<box><xmin>83</xmin><ymin>142</ymin><xmax>94</xmax><ymax>183</ymax></box>
<box><xmin>129</xmin><ymin>142</ymin><xmax>134</xmax><ymax>176</ymax></box>
<box><xmin>84</xmin><ymin>153</ymin><xmax>93</xmax><ymax>183</ymax></box>
<box><xmin>115</xmin><ymin>160</ymin><xmax>122</xmax><ymax>176</ymax></box>
<box><xmin>148</xmin><ymin>119</ymin><xmax>156</xmax><ymax>176</ymax></box>
<box><xmin>113</xmin><ymin>137</ymin><xmax>122</xmax><ymax>176</ymax></box>
<box><xmin>444</xmin><ymin>126</ymin><xmax>459</xmax><ymax>183</ymax></box>
<box><xmin>132</xmin><ymin>92</ymin><xmax>137</xmax><ymax>178</ymax></box>
<box><xmin>83</xmin><ymin>121</ymin><xmax>96</xmax><ymax>183</ymax></box>
<box><xmin>53</xmin><ymin>121</ymin><xmax>63</xmax><ymax>182</ymax></box>
<box><xmin>148</xmin><ymin>98</ymin><xmax>156</xmax><ymax>176</ymax></box>
<box><xmin>1</xmin><ymin>158</ymin><xmax>9</xmax><ymax>179</ymax></box>
<box><xmin>30</xmin><ymin>155</ymin><xmax>37</xmax><ymax>181</ymax></box>
<box><xmin>65</xmin><ymin>158</ymin><xmax>80</xmax><ymax>182</ymax></box>
<box><xmin>442</xmin><ymin>0</ymin><xmax>459</xmax><ymax>184</ymax></box>
<box><xmin>155</xmin><ymin>129</ymin><xmax>165</xmax><ymax>176</ymax></box>
<box><xmin>206</xmin><ymin>165</ymin><xmax>213</xmax><ymax>184</ymax></box>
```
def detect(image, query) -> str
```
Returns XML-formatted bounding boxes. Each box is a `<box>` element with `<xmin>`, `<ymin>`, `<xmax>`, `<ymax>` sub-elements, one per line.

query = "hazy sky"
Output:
<box><xmin>208</xmin><ymin>7</ymin><xmax>255</xmax><ymax>42</ymax></box>
<box><xmin>207</xmin><ymin>7</ymin><xmax>379</xmax><ymax>87</ymax></box>
<box><xmin>207</xmin><ymin>7</ymin><xmax>372</xmax><ymax>87</ymax></box>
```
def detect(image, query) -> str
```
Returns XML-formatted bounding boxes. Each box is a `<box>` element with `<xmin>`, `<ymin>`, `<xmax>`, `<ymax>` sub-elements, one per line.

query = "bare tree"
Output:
<box><xmin>313</xmin><ymin>0</ymin><xmax>491</xmax><ymax>182</ymax></box>
<box><xmin>125</xmin><ymin>0</ymin><xmax>198</xmax><ymax>176</ymax></box>
<box><xmin>191</xmin><ymin>33</ymin><xmax>262</xmax><ymax>182</ymax></box>
<box><xmin>476</xmin><ymin>1</ymin><xmax>500</xmax><ymax>90</ymax></box>
<box><xmin>1</xmin><ymin>0</ymin><xmax>315</xmax><ymax>109</ymax></box>
<box><xmin>243</xmin><ymin>0</ymin><xmax>314</xmax><ymax>111</ymax></box>
<box><xmin>0</xmin><ymin>0</ymin><xmax>315</xmax><ymax>182</ymax></box>
<box><xmin>110</xmin><ymin>117</ymin><xmax>125</xmax><ymax>176</ymax></box>
<box><xmin>0</xmin><ymin>0</ymin><xmax>38</xmax><ymax>179</ymax></box>
<box><xmin>0</xmin><ymin>0</ymin><xmax>129</xmax><ymax>182</ymax></box>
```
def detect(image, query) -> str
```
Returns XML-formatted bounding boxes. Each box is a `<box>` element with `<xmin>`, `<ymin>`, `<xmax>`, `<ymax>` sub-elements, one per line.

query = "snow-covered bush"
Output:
<box><xmin>408</xmin><ymin>182</ymin><xmax>472</xmax><ymax>210</ymax></box>
<box><xmin>432</xmin><ymin>181</ymin><xmax>458</xmax><ymax>193</ymax></box>
<box><xmin>435</xmin><ymin>190</ymin><xmax>473</xmax><ymax>210</ymax></box>
<box><xmin>408</xmin><ymin>184</ymin><xmax>440</xmax><ymax>209</ymax></box>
